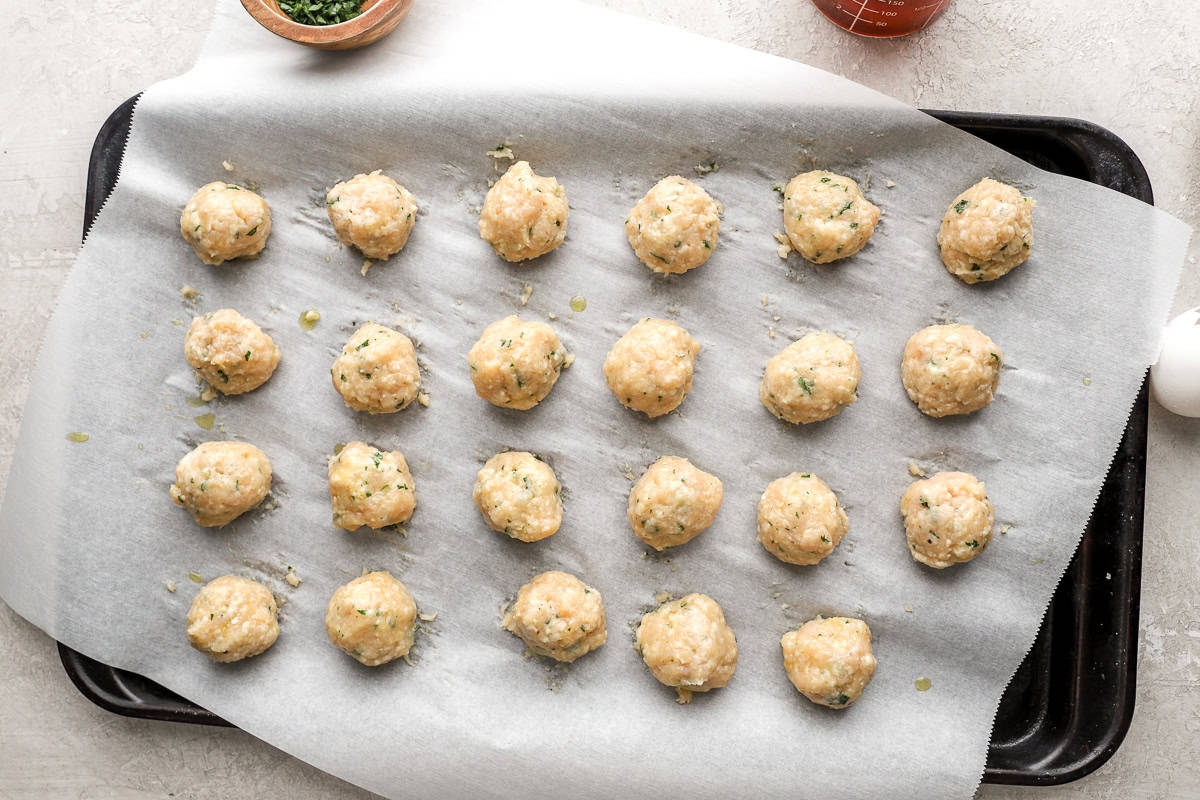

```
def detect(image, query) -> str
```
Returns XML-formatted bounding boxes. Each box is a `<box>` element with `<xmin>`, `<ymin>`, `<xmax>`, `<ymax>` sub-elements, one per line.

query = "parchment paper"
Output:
<box><xmin>0</xmin><ymin>1</ymin><xmax>1190</xmax><ymax>798</ymax></box>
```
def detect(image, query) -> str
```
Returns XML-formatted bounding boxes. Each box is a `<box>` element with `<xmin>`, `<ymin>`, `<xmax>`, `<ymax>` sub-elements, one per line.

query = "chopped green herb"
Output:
<box><xmin>278</xmin><ymin>0</ymin><xmax>364</xmax><ymax>26</ymax></box>
<box><xmin>954</xmin><ymin>199</ymin><xmax>968</xmax><ymax>214</ymax></box>
<box><xmin>820</xmin><ymin>177</ymin><xmax>831</xmax><ymax>183</ymax></box>
<box><xmin>797</xmin><ymin>376</ymin><xmax>814</xmax><ymax>395</ymax></box>
<box><xmin>244</xmin><ymin>351</ymin><xmax>252</xmax><ymax>361</ymax></box>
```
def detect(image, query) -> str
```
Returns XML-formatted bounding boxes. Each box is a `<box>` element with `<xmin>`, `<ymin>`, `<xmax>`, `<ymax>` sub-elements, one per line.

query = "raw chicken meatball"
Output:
<box><xmin>180</xmin><ymin>182</ymin><xmax>271</xmax><ymax>265</ymax></box>
<box><xmin>326</xmin><ymin>170</ymin><xmax>418</xmax><ymax>260</ymax></box>
<box><xmin>186</xmin><ymin>575</ymin><xmax>279</xmax><ymax>663</ymax></box>
<box><xmin>625</xmin><ymin>176</ymin><xmax>720</xmax><ymax>275</ymax></box>
<box><xmin>603</xmin><ymin>318</ymin><xmax>700</xmax><ymax>418</ymax></box>
<box><xmin>184</xmin><ymin>308</ymin><xmax>280</xmax><ymax>395</ymax></box>
<box><xmin>628</xmin><ymin>456</ymin><xmax>723</xmax><ymax>550</ymax></box>
<box><xmin>472</xmin><ymin>451</ymin><xmax>562</xmax><ymax>542</ymax></box>
<box><xmin>635</xmin><ymin>593</ymin><xmax>738</xmax><ymax>703</ymax></box>
<box><xmin>468</xmin><ymin>316</ymin><xmax>568</xmax><ymax>410</ymax></box>
<box><xmin>325</xmin><ymin>571</ymin><xmax>417</xmax><ymax>667</ymax></box>
<box><xmin>478</xmin><ymin>161</ymin><xmax>568</xmax><ymax>262</ymax></box>
<box><xmin>169</xmin><ymin>441</ymin><xmax>272</xmax><ymax>527</ymax></box>
<box><xmin>331</xmin><ymin>323</ymin><xmax>420</xmax><ymax>414</ymax></box>
<box><xmin>502</xmin><ymin>570</ymin><xmax>607</xmax><ymax>662</ymax></box>
<box><xmin>782</xmin><ymin>171</ymin><xmax>880</xmax><ymax>264</ymax></box>
<box><xmin>781</xmin><ymin>617</ymin><xmax>877</xmax><ymax>708</ymax></box>
<box><xmin>938</xmin><ymin>178</ymin><xmax>1035</xmax><ymax>283</ymax></box>
<box><xmin>760</xmin><ymin>332</ymin><xmax>860</xmax><ymax>424</ymax></box>
<box><xmin>901</xmin><ymin>471</ymin><xmax>994</xmax><ymax>569</ymax></box>
<box><xmin>757</xmin><ymin>472</ymin><xmax>848</xmax><ymax>566</ymax></box>
<box><xmin>901</xmin><ymin>323</ymin><xmax>1002</xmax><ymax>417</ymax></box>
<box><xmin>328</xmin><ymin>441</ymin><xmax>416</xmax><ymax>531</ymax></box>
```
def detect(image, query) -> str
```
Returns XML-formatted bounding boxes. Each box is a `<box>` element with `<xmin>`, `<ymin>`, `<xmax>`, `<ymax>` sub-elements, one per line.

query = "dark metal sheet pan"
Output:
<box><xmin>60</xmin><ymin>96</ymin><xmax>1150</xmax><ymax>786</ymax></box>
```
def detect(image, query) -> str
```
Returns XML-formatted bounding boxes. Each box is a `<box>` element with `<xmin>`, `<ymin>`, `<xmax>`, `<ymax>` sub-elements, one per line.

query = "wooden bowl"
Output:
<box><xmin>240</xmin><ymin>0</ymin><xmax>414</xmax><ymax>50</ymax></box>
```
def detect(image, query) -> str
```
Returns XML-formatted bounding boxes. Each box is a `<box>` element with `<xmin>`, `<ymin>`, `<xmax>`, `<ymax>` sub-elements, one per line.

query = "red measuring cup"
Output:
<box><xmin>810</xmin><ymin>0</ymin><xmax>951</xmax><ymax>37</ymax></box>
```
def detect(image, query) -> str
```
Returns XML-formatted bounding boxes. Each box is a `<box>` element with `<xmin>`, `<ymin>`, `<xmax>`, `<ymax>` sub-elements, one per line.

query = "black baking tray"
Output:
<box><xmin>61</xmin><ymin>96</ymin><xmax>1149</xmax><ymax>786</ymax></box>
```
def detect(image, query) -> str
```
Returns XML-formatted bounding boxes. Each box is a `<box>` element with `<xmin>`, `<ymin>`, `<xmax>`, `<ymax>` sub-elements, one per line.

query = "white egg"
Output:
<box><xmin>1151</xmin><ymin>307</ymin><xmax>1200</xmax><ymax>417</ymax></box>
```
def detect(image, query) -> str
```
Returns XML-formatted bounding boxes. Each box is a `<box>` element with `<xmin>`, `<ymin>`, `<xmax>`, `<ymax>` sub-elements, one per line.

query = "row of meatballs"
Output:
<box><xmin>171</xmin><ymin>442</ymin><xmax>995</xmax><ymax>570</ymax></box>
<box><xmin>186</xmin><ymin>309</ymin><xmax>1005</xmax><ymax>422</ymax></box>
<box><xmin>187</xmin><ymin>569</ymin><xmax>876</xmax><ymax>709</ymax></box>
<box><xmin>180</xmin><ymin>160</ymin><xmax>1035</xmax><ymax>285</ymax></box>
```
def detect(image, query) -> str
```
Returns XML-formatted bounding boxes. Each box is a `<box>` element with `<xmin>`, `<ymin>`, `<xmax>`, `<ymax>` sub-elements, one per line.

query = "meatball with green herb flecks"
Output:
<box><xmin>184</xmin><ymin>308</ymin><xmax>280</xmax><ymax>396</ymax></box>
<box><xmin>760</xmin><ymin>331</ymin><xmax>860</xmax><ymax>424</ymax></box>
<box><xmin>503</xmin><ymin>571</ymin><xmax>606</xmax><ymax>662</ymax></box>
<box><xmin>782</xmin><ymin>171</ymin><xmax>879</xmax><ymax>264</ymax></box>
<box><xmin>900</xmin><ymin>471</ymin><xmax>994</xmax><ymax>569</ymax></box>
<box><xmin>901</xmin><ymin>323</ymin><xmax>1002</xmax><ymax>418</ymax></box>
<box><xmin>937</xmin><ymin>178</ymin><xmax>1034</xmax><ymax>283</ymax></box>
<box><xmin>628</xmin><ymin>456</ymin><xmax>723</xmax><ymax>550</ymax></box>
<box><xmin>180</xmin><ymin>182</ymin><xmax>271</xmax><ymax>265</ymax></box>
<box><xmin>331</xmin><ymin>323</ymin><xmax>420</xmax><ymax>414</ymax></box>
<box><xmin>186</xmin><ymin>575</ymin><xmax>279</xmax><ymax>663</ymax></box>
<box><xmin>325</xmin><ymin>571</ymin><xmax>417</xmax><ymax>667</ymax></box>
<box><xmin>326</xmin><ymin>170</ymin><xmax>418</xmax><ymax>261</ymax></box>
<box><xmin>757</xmin><ymin>472</ymin><xmax>848</xmax><ymax>565</ymax></box>
<box><xmin>603</xmin><ymin>318</ymin><xmax>700</xmax><ymax>418</ymax></box>
<box><xmin>625</xmin><ymin>176</ymin><xmax>720</xmax><ymax>275</ymax></box>
<box><xmin>781</xmin><ymin>617</ymin><xmax>876</xmax><ymax>709</ymax></box>
<box><xmin>169</xmin><ymin>441</ymin><xmax>272</xmax><ymax>527</ymax></box>
<box><xmin>478</xmin><ymin>161</ymin><xmax>568</xmax><ymax>262</ymax></box>
<box><xmin>473</xmin><ymin>451</ymin><xmax>562</xmax><ymax>542</ymax></box>
<box><xmin>635</xmin><ymin>593</ymin><xmax>738</xmax><ymax>704</ymax></box>
<box><xmin>328</xmin><ymin>441</ymin><xmax>415</xmax><ymax>531</ymax></box>
<box><xmin>468</xmin><ymin>316</ymin><xmax>568</xmax><ymax>410</ymax></box>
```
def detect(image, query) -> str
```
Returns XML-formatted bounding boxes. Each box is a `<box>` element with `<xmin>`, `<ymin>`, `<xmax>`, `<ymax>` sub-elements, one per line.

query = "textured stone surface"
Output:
<box><xmin>1</xmin><ymin>1</ymin><xmax>1197</xmax><ymax>797</ymax></box>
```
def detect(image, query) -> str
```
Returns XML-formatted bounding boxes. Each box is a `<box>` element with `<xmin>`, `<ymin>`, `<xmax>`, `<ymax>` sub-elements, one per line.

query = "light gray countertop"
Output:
<box><xmin>1</xmin><ymin>1</ymin><xmax>1197</xmax><ymax>797</ymax></box>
